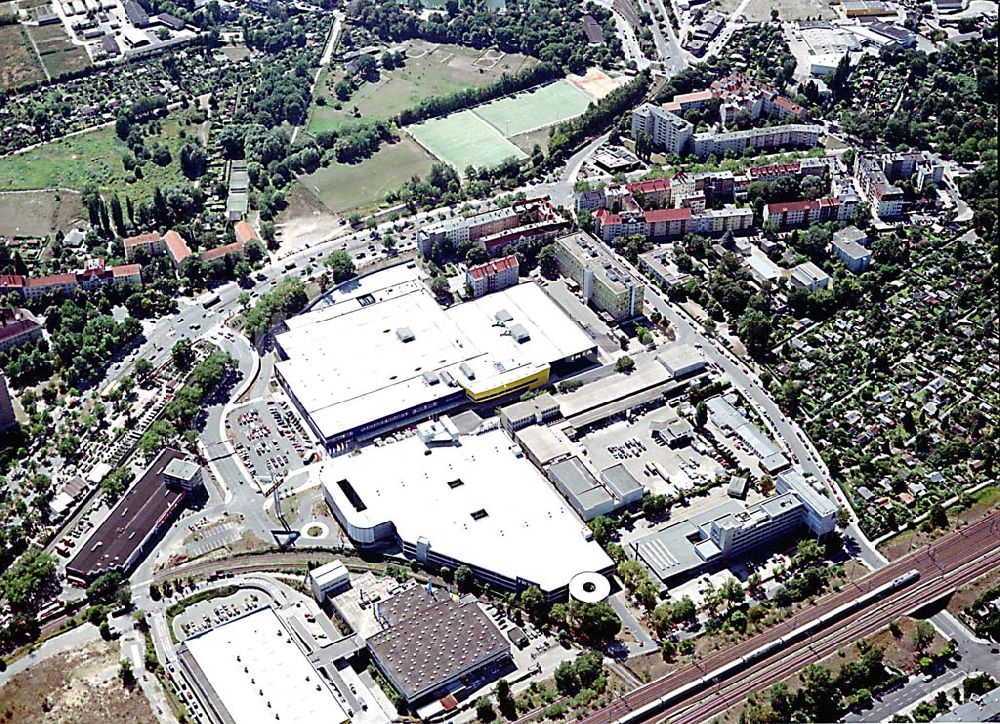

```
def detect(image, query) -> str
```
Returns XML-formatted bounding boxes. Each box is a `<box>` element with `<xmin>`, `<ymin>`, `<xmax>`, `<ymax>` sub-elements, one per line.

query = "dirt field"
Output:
<box><xmin>709</xmin><ymin>0</ymin><xmax>837</xmax><ymax>20</ymax></box>
<box><xmin>946</xmin><ymin>570</ymin><xmax>999</xmax><ymax>618</ymax></box>
<box><xmin>568</xmin><ymin>68</ymin><xmax>625</xmax><ymax>101</ymax></box>
<box><xmin>0</xmin><ymin>638</ymin><xmax>157</xmax><ymax>723</ymax></box>
<box><xmin>0</xmin><ymin>189</ymin><xmax>86</xmax><ymax>238</ymax></box>
<box><xmin>0</xmin><ymin>24</ymin><xmax>47</xmax><ymax>91</ymax></box>
<box><xmin>275</xmin><ymin>182</ymin><xmax>349</xmax><ymax>255</ymax></box>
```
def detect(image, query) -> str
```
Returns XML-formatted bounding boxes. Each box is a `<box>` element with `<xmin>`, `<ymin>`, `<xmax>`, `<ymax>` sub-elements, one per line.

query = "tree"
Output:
<box><xmin>475</xmin><ymin>697</ymin><xmax>496</xmax><ymax>723</ymax></box>
<box><xmin>0</xmin><ymin>546</ymin><xmax>57</xmax><ymax>613</ymax></box>
<box><xmin>496</xmin><ymin>678</ymin><xmax>515</xmax><ymax>719</ymax></box>
<box><xmin>179</xmin><ymin>143</ymin><xmax>208</xmax><ymax>179</ymax></box>
<box><xmin>588</xmin><ymin>515</ymin><xmax>613</xmax><ymax>545</ymax></box>
<box><xmin>520</xmin><ymin>586</ymin><xmax>544</xmax><ymax>618</ymax></box>
<box><xmin>738</xmin><ymin>308</ymin><xmax>772</xmax><ymax>357</ymax></box>
<box><xmin>913</xmin><ymin>620</ymin><xmax>935</xmax><ymax>652</ymax></box>
<box><xmin>101</xmin><ymin>467</ymin><xmax>133</xmax><ymax>500</ymax></box>
<box><xmin>87</xmin><ymin>571</ymin><xmax>126</xmax><ymax>605</ymax></box>
<box><xmin>538</xmin><ymin>244</ymin><xmax>560</xmax><ymax>279</ymax></box>
<box><xmin>575</xmin><ymin>602</ymin><xmax>621</xmax><ymax>642</ymax></box>
<box><xmin>455</xmin><ymin>564</ymin><xmax>475</xmax><ymax>592</ymax></box>
<box><xmin>171</xmin><ymin>338</ymin><xmax>195</xmax><ymax>369</ymax></box>
<box><xmin>695</xmin><ymin>401</ymin><xmax>708</xmax><ymax>429</ymax></box>
<box><xmin>651</xmin><ymin>602</ymin><xmax>674</xmax><ymax>636</ymax></box>
<box><xmin>324</xmin><ymin>250</ymin><xmax>357</xmax><ymax>283</ymax></box>
<box><xmin>134</xmin><ymin>358</ymin><xmax>154</xmax><ymax>380</ymax></box>
<box><xmin>554</xmin><ymin>660</ymin><xmax>579</xmax><ymax>695</ymax></box>
<box><xmin>928</xmin><ymin>503</ymin><xmax>948</xmax><ymax>529</ymax></box>
<box><xmin>614</xmin><ymin>356</ymin><xmax>635</xmax><ymax>374</ymax></box>
<box><xmin>720</xmin><ymin>577</ymin><xmax>745</xmax><ymax>608</ymax></box>
<box><xmin>430</xmin><ymin>275</ymin><xmax>451</xmax><ymax>298</ymax></box>
<box><xmin>119</xmin><ymin>659</ymin><xmax>136</xmax><ymax>690</ymax></box>
<box><xmin>671</xmin><ymin>596</ymin><xmax>696</xmax><ymax>623</ymax></box>
<box><xmin>642</xmin><ymin>494</ymin><xmax>668</xmax><ymax>519</ymax></box>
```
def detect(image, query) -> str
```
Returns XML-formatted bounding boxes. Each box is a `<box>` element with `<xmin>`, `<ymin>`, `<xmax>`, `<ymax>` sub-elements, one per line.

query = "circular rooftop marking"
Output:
<box><xmin>569</xmin><ymin>571</ymin><xmax>611</xmax><ymax>604</ymax></box>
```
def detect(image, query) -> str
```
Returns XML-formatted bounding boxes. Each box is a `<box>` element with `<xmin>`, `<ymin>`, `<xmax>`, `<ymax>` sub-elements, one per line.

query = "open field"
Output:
<box><xmin>710</xmin><ymin>0</ymin><xmax>836</xmax><ymax>20</ymax></box>
<box><xmin>0</xmin><ymin>636</ymin><xmax>157</xmax><ymax>723</ymax></box>
<box><xmin>510</xmin><ymin>126</ymin><xmax>552</xmax><ymax>154</ymax></box>
<box><xmin>300</xmin><ymin>136</ymin><xmax>435</xmax><ymax>213</ymax></box>
<box><xmin>473</xmin><ymin>79</ymin><xmax>593</xmax><ymax>136</ymax></box>
<box><xmin>0</xmin><ymin>189</ymin><xmax>86</xmax><ymax>238</ymax></box>
<box><xmin>879</xmin><ymin>486</ymin><xmax>1000</xmax><ymax>560</ymax></box>
<box><xmin>0</xmin><ymin>24</ymin><xmax>46</xmax><ymax>91</ymax></box>
<box><xmin>0</xmin><ymin>118</ymin><xmax>188</xmax><ymax>201</ymax></box>
<box><xmin>306</xmin><ymin>41</ymin><xmax>536</xmax><ymax>134</ymax></box>
<box><xmin>408</xmin><ymin>109</ymin><xmax>527</xmax><ymax>173</ymax></box>
<box><xmin>29</xmin><ymin>24</ymin><xmax>91</xmax><ymax>78</ymax></box>
<box><xmin>275</xmin><ymin>182</ymin><xmax>350</xmax><ymax>254</ymax></box>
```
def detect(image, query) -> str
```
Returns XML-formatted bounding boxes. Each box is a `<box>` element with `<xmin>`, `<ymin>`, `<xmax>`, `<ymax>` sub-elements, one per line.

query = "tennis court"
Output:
<box><xmin>473</xmin><ymin>79</ymin><xmax>593</xmax><ymax>136</ymax></box>
<box><xmin>407</xmin><ymin>109</ymin><xmax>527</xmax><ymax>173</ymax></box>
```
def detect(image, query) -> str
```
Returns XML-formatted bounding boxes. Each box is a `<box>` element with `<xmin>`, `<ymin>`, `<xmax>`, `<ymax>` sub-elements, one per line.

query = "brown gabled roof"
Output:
<box><xmin>112</xmin><ymin>263</ymin><xmax>142</xmax><ymax>277</ymax></box>
<box><xmin>26</xmin><ymin>273</ymin><xmax>77</xmax><ymax>288</ymax></box>
<box><xmin>233</xmin><ymin>220</ymin><xmax>258</xmax><ymax>245</ymax></box>
<box><xmin>123</xmin><ymin>231</ymin><xmax>161</xmax><ymax>248</ymax></box>
<box><xmin>164</xmin><ymin>230</ymin><xmax>192</xmax><ymax>264</ymax></box>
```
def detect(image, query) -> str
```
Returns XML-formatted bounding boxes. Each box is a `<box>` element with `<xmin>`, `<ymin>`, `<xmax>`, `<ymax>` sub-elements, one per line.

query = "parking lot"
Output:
<box><xmin>228</xmin><ymin>398</ymin><xmax>312</xmax><ymax>485</ymax></box>
<box><xmin>580</xmin><ymin>407</ymin><xmax>727</xmax><ymax>498</ymax></box>
<box><xmin>173</xmin><ymin>589</ymin><xmax>264</xmax><ymax>641</ymax></box>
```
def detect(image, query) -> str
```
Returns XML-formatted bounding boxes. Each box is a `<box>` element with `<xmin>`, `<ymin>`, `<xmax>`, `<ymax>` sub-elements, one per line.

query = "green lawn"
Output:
<box><xmin>0</xmin><ymin>119</ymin><xmax>188</xmax><ymax>201</ymax></box>
<box><xmin>407</xmin><ymin>110</ymin><xmax>527</xmax><ymax>173</ymax></box>
<box><xmin>472</xmin><ymin>80</ymin><xmax>593</xmax><ymax>136</ymax></box>
<box><xmin>300</xmin><ymin>136</ymin><xmax>435</xmax><ymax>213</ymax></box>
<box><xmin>306</xmin><ymin>43</ymin><xmax>536</xmax><ymax>135</ymax></box>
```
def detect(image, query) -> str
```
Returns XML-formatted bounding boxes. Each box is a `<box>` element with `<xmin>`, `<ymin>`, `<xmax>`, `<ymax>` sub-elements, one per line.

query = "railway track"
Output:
<box><xmin>577</xmin><ymin>511</ymin><xmax>1000</xmax><ymax>724</ymax></box>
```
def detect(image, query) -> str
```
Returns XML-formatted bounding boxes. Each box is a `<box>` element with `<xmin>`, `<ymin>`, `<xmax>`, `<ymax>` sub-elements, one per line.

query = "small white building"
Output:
<box><xmin>307</xmin><ymin>560</ymin><xmax>350</xmax><ymax>601</ymax></box>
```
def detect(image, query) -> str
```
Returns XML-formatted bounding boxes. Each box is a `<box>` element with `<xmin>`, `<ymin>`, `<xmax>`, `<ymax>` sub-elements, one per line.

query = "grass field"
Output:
<box><xmin>0</xmin><ymin>119</ymin><xmax>188</xmax><ymax>201</ymax></box>
<box><xmin>473</xmin><ymin>80</ymin><xmax>593</xmax><ymax>136</ymax></box>
<box><xmin>307</xmin><ymin>42</ymin><xmax>536</xmax><ymax>135</ymax></box>
<box><xmin>0</xmin><ymin>24</ymin><xmax>46</xmax><ymax>91</ymax></box>
<box><xmin>408</xmin><ymin>109</ymin><xmax>527</xmax><ymax>173</ymax></box>
<box><xmin>709</xmin><ymin>0</ymin><xmax>835</xmax><ymax>19</ymax></box>
<box><xmin>29</xmin><ymin>24</ymin><xmax>91</xmax><ymax>78</ymax></box>
<box><xmin>300</xmin><ymin>136</ymin><xmax>435</xmax><ymax>213</ymax></box>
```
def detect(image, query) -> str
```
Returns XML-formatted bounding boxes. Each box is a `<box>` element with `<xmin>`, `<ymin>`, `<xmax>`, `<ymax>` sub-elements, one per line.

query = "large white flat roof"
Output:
<box><xmin>184</xmin><ymin>607</ymin><xmax>349</xmax><ymax>724</ymax></box>
<box><xmin>321</xmin><ymin>428</ymin><xmax>612</xmax><ymax>593</ymax></box>
<box><xmin>275</xmin><ymin>267</ymin><xmax>595</xmax><ymax>441</ymax></box>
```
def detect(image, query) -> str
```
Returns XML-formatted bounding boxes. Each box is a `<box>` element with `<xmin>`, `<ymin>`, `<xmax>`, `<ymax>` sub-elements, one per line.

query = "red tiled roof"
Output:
<box><xmin>644</xmin><ymin>207</ymin><xmax>692</xmax><ymax>223</ymax></box>
<box><xmin>0</xmin><ymin>275</ymin><xmax>25</xmax><ymax>289</ymax></box>
<box><xmin>233</xmin><ymin>221</ymin><xmax>258</xmax><ymax>245</ymax></box>
<box><xmin>750</xmin><ymin>162</ymin><xmax>800</xmax><ymax>178</ymax></box>
<box><xmin>773</xmin><ymin>96</ymin><xmax>804</xmax><ymax>114</ymax></box>
<box><xmin>200</xmin><ymin>241</ymin><xmax>243</xmax><ymax>263</ymax></box>
<box><xmin>0</xmin><ymin>317</ymin><xmax>40</xmax><ymax>344</ymax></box>
<box><xmin>767</xmin><ymin>199</ymin><xmax>820</xmax><ymax>214</ymax></box>
<box><xmin>26</xmin><ymin>273</ymin><xmax>77</xmax><ymax>288</ymax></box>
<box><xmin>164</xmin><ymin>230</ymin><xmax>192</xmax><ymax>264</ymax></box>
<box><xmin>595</xmin><ymin>208</ymin><xmax>623</xmax><ymax>225</ymax></box>
<box><xmin>112</xmin><ymin>264</ymin><xmax>142</xmax><ymax>277</ymax></box>
<box><xmin>627</xmin><ymin>178</ymin><xmax>671</xmax><ymax>195</ymax></box>
<box><xmin>468</xmin><ymin>254</ymin><xmax>519</xmax><ymax>280</ymax></box>
<box><xmin>123</xmin><ymin>231</ymin><xmax>161</xmax><ymax>247</ymax></box>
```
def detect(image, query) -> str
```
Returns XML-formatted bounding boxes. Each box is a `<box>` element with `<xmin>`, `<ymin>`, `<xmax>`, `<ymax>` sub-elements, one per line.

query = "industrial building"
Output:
<box><xmin>368</xmin><ymin>583</ymin><xmax>510</xmax><ymax>707</ymax></box>
<box><xmin>546</xmin><ymin>456</ymin><xmax>644</xmax><ymax>521</ymax></box>
<box><xmin>655</xmin><ymin>344</ymin><xmax>707</xmax><ymax>379</ymax></box>
<box><xmin>554</xmin><ymin>232</ymin><xmax>645</xmax><ymax>321</ymax></box>
<box><xmin>499</xmin><ymin>392</ymin><xmax>561</xmax><ymax>434</ymax></box>
<box><xmin>274</xmin><ymin>266</ymin><xmax>596</xmax><ymax>450</ymax></box>
<box><xmin>832</xmin><ymin>234</ymin><xmax>873</xmax><ymax>273</ymax></box>
<box><xmin>307</xmin><ymin>560</ymin><xmax>351</xmax><ymax>601</ymax></box>
<box><xmin>790</xmin><ymin>261</ymin><xmax>831</xmax><ymax>291</ymax></box>
<box><xmin>707</xmin><ymin>395</ymin><xmax>790</xmax><ymax>474</ymax></box>
<box><xmin>629</xmin><ymin>470</ymin><xmax>837</xmax><ymax>584</ymax></box>
<box><xmin>319</xmin><ymin>425</ymin><xmax>613</xmax><ymax>601</ymax></box>
<box><xmin>178</xmin><ymin>607</ymin><xmax>351</xmax><ymax>724</ymax></box>
<box><xmin>66</xmin><ymin>449</ymin><xmax>201</xmax><ymax>583</ymax></box>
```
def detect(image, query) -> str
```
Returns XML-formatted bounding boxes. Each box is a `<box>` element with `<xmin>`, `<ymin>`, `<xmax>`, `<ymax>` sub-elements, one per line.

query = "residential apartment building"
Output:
<box><xmin>693</xmin><ymin>124</ymin><xmax>822</xmax><ymax>159</ymax></box>
<box><xmin>639</xmin><ymin>248</ymin><xmax>691</xmax><ymax>289</ymax></box>
<box><xmin>594</xmin><ymin>204</ymin><xmax>751</xmax><ymax>242</ymax></box>
<box><xmin>0</xmin><ymin>308</ymin><xmax>42</xmax><ymax>352</ymax></box>
<box><xmin>418</xmin><ymin>198</ymin><xmax>568</xmax><ymax>258</ymax></box>
<box><xmin>0</xmin><ymin>370</ymin><xmax>15</xmax><ymax>433</ymax></box>
<box><xmin>630</xmin><ymin>104</ymin><xmax>694</xmax><ymax>156</ymax></box>
<box><xmin>853</xmin><ymin>151</ymin><xmax>944</xmax><ymax>219</ymax></box>
<box><xmin>123</xmin><ymin>229</ymin><xmax>192</xmax><ymax>268</ymax></box>
<box><xmin>0</xmin><ymin>260</ymin><xmax>143</xmax><ymax>301</ymax></box>
<box><xmin>554</xmin><ymin>232</ymin><xmax>645</xmax><ymax>321</ymax></box>
<box><xmin>763</xmin><ymin>194</ymin><xmax>858</xmax><ymax>229</ymax></box>
<box><xmin>465</xmin><ymin>255</ymin><xmax>519</xmax><ymax>298</ymax></box>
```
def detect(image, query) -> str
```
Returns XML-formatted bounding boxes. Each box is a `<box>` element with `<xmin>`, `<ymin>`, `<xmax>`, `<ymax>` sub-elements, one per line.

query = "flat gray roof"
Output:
<box><xmin>600</xmin><ymin>463</ymin><xmax>643</xmax><ymax>500</ymax></box>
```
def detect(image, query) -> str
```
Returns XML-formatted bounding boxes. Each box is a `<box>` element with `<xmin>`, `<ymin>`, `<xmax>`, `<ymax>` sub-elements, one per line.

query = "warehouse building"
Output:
<box><xmin>275</xmin><ymin>266</ymin><xmax>596</xmax><ymax>450</ymax></box>
<box><xmin>307</xmin><ymin>560</ymin><xmax>351</xmax><ymax>602</ymax></box>
<box><xmin>320</xmin><ymin>426</ymin><xmax>613</xmax><ymax>601</ymax></box>
<box><xmin>367</xmin><ymin>583</ymin><xmax>511</xmax><ymax>708</ymax></box>
<box><xmin>66</xmin><ymin>449</ymin><xmax>201</xmax><ymax>584</ymax></box>
<box><xmin>178</xmin><ymin>607</ymin><xmax>351</xmax><ymax>724</ymax></box>
<box><xmin>546</xmin><ymin>457</ymin><xmax>644</xmax><ymax>521</ymax></box>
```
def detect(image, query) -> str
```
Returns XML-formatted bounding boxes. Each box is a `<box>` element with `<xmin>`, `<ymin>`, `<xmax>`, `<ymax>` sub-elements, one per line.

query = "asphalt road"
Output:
<box><xmin>578</xmin><ymin>511</ymin><xmax>1000</xmax><ymax>724</ymax></box>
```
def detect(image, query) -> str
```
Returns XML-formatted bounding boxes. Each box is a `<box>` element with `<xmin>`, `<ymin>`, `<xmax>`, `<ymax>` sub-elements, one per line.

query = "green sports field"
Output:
<box><xmin>473</xmin><ymin>80</ymin><xmax>593</xmax><ymax>136</ymax></box>
<box><xmin>408</xmin><ymin>110</ymin><xmax>527</xmax><ymax>173</ymax></box>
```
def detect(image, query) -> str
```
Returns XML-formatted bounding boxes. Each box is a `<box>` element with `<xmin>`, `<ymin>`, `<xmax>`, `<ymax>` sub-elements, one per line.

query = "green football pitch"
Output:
<box><xmin>407</xmin><ymin>109</ymin><xmax>528</xmax><ymax>174</ymax></box>
<box><xmin>473</xmin><ymin>79</ymin><xmax>593</xmax><ymax>137</ymax></box>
